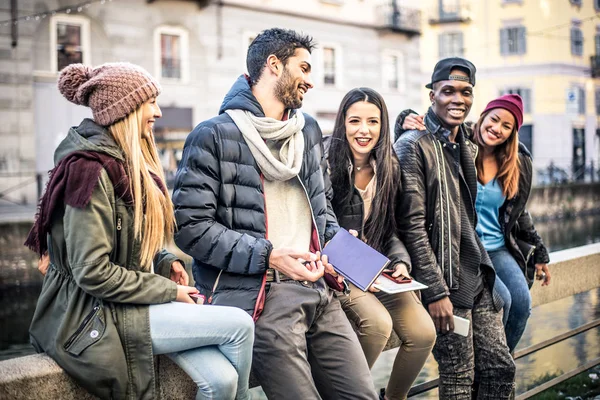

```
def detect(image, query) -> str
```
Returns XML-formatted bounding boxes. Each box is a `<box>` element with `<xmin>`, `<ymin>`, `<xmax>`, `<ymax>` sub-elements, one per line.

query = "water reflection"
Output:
<box><xmin>534</xmin><ymin>213</ymin><xmax>600</xmax><ymax>252</ymax></box>
<box><xmin>370</xmin><ymin>289</ymin><xmax>600</xmax><ymax>397</ymax></box>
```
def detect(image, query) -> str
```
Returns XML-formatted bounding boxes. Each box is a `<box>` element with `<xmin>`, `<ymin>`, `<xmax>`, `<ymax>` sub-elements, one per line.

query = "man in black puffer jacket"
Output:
<box><xmin>393</xmin><ymin>58</ymin><xmax>515</xmax><ymax>399</ymax></box>
<box><xmin>173</xmin><ymin>28</ymin><xmax>377</xmax><ymax>399</ymax></box>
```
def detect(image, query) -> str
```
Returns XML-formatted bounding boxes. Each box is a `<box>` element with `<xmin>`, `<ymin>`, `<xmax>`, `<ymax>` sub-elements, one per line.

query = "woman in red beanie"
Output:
<box><xmin>398</xmin><ymin>94</ymin><xmax>551</xmax><ymax>352</ymax></box>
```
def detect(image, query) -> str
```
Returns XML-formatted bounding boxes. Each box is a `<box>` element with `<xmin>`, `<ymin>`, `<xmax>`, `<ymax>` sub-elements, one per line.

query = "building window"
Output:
<box><xmin>154</xmin><ymin>26</ymin><xmax>189</xmax><ymax>82</ymax></box>
<box><xmin>382</xmin><ymin>51</ymin><xmax>405</xmax><ymax>92</ymax></box>
<box><xmin>242</xmin><ymin>31</ymin><xmax>257</xmax><ymax>73</ymax></box>
<box><xmin>596</xmin><ymin>0</ymin><xmax>600</xmax><ymax>10</ymax></box>
<box><xmin>439</xmin><ymin>0</ymin><xmax>460</xmax><ymax>20</ymax></box>
<box><xmin>571</xmin><ymin>25</ymin><xmax>584</xmax><ymax>56</ymax></box>
<box><xmin>570</xmin><ymin>0</ymin><xmax>582</xmax><ymax>5</ymax></box>
<box><xmin>595</xmin><ymin>88</ymin><xmax>600</xmax><ymax>115</ymax></box>
<box><xmin>439</xmin><ymin>32</ymin><xmax>464</xmax><ymax>58</ymax></box>
<box><xmin>500</xmin><ymin>87</ymin><xmax>532</xmax><ymax>114</ymax></box>
<box><xmin>323</xmin><ymin>47</ymin><xmax>337</xmax><ymax>86</ymax></box>
<box><xmin>577</xmin><ymin>86</ymin><xmax>586</xmax><ymax>114</ymax></box>
<box><xmin>500</xmin><ymin>26</ymin><xmax>527</xmax><ymax>55</ymax></box>
<box><xmin>50</xmin><ymin>15</ymin><xmax>91</xmax><ymax>73</ymax></box>
<box><xmin>519</xmin><ymin>125</ymin><xmax>533</xmax><ymax>155</ymax></box>
<box><xmin>595</xmin><ymin>33</ymin><xmax>600</xmax><ymax>54</ymax></box>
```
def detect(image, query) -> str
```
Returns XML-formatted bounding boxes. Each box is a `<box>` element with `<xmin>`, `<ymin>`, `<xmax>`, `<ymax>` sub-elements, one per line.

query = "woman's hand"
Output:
<box><xmin>38</xmin><ymin>253</ymin><xmax>50</xmax><ymax>276</ymax></box>
<box><xmin>402</xmin><ymin>114</ymin><xmax>425</xmax><ymax>131</ymax></box>
<box><xmin>175</xmin><ymin>285</ymin><xmax>199</xmax><ymax>304</ymax></box>
<box><xmin>535</xmin><ymin>263</ymin><xmax>551</xmax><ymax>286</ymax></box>
<box><xmin>170</xmin><ymin>261</ymin><xmax>189</xmax><ymax>285</ymax></box>
<box><xmin>390</xmin><ymin>262</ymin><xmax>411</xmax><ymax>280</ymax></box>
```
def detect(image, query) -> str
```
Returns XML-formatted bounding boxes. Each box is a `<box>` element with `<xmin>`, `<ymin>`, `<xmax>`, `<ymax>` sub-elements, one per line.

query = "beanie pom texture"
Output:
<box><xmin>58</xmin><ymin>64</ymin><xmax>93</xmax><ymax>105</ymax></box>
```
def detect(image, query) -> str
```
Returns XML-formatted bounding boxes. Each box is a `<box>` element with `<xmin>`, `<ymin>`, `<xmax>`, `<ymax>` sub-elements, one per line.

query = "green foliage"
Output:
<box><xmin>529</xmin><ymin>366</ymin><xmax>600</xmax><ymax>400</ymax></box>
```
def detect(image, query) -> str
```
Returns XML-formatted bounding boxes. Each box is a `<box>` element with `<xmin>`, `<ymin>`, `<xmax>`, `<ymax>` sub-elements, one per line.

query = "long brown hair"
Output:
<box><xmin>109</xmin><ymin>107</ymin><xmax>174</xmax><ymax>270</ymax></box>
<box><xmin>472</xmin><ymin>110</ymin><xmax>520</xmax><ymax>199</ymax></box>
<box><xmin>328</xmin><ymin>87</ymin><xmax>399</xmax><ymax>253</ymax></box>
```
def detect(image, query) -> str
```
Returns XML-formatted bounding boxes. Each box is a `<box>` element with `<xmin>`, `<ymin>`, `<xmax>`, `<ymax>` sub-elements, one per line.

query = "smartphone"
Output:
<box><xmin>189</xmin><ymin>293</ymin><xmax>205</xmax><ymax>304</ymax></box>
<box><xmin>381</xmin><ymin>272</ymin><xmax>412</xmax><ymax>284</ymax></box>
<box><xmin>451</xmin><ymin>315</ymin><xmax>470</xmax><ymax>337</ymax></box>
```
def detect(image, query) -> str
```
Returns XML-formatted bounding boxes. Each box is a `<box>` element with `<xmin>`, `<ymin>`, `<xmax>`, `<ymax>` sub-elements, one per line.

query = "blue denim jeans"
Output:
<box><xmin>149</xmin><ymin>302</ymin><xmax>254</xmax><ymax>400</ymax></box>
<box><xmin>488</xmin><ymin>246</ymin><xmax>532</xmax><ymax>352</ymax></box>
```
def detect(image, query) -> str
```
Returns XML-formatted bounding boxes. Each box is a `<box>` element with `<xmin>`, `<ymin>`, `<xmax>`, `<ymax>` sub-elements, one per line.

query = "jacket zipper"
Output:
<box><xmin>297</xmin><ymin>177</ymin><xmax>323</xmax><ymax>252</ymax></box>
<box><xmin>115</xmin><ymin>213</ymin><xmax>122</xmax><ymax>260</ymax></box>
<box><xmin>208</xmin><ymin>270</ymin><xmax>223</xmax><ymax>304</ymax></box>
<box><xmin>431</xmin><ymin>140</ymin><xmax>446</xmax><ymax>282</ymax></box>
<box><xmin>64</xmin><ymin>305</ymin><xmax>100</xmax><ymax>350</ymax></box>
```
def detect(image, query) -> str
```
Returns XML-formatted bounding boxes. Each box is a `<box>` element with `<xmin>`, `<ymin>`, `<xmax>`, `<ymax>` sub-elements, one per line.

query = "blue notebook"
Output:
<box><xmin>322</xmin><ymin>228</ymin><xmax>390</xmax><ymax>291</ymax></box>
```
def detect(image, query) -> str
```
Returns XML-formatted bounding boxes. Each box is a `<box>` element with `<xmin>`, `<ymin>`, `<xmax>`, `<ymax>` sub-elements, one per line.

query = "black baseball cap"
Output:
<box><xmin>425</xmin><ymin>57</ymin><xmax>476</xmax><ymax>89</ymax></box>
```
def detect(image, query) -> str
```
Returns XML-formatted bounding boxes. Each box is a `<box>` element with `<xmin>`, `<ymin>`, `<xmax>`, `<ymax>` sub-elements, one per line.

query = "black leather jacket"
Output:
<box><xmin>393</xmin><ymin>108</ymin><xmax>500</xmax><ymax>309</ymax></box>
<box><xmin>396</xmin><ymin>109</ymin><xmax>549</xmax><ymax>287</ymax></box>
<box><xmin>500</xmin><ymin>144</ymin><xmax>550</xmax><ymax>286</ymax></box>
<box><xmin>172</xmin><ymin>75</ymin><xmax>339</xmax><ymax>318</ymax></box>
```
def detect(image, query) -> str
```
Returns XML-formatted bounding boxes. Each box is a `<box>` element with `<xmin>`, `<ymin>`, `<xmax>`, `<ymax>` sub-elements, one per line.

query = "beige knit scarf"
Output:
<box><xmin>226</xmin><ymin>109</ymin><xmax>305</xmax><ymax>181</ymax></box>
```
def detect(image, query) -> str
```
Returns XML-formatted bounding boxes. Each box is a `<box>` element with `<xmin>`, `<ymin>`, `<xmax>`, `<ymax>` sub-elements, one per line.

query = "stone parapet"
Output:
<box><xmin>1</xmin><ymin>244</ymin><xmax>599</xmax><ymax>399</ymax></box>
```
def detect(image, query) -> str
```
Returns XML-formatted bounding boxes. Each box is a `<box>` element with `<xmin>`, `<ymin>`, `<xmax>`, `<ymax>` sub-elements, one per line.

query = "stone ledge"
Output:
<box><xmin>1</xmin><ymin>245</ymin><xmax>598</xmax><ymax>399</ymax></box>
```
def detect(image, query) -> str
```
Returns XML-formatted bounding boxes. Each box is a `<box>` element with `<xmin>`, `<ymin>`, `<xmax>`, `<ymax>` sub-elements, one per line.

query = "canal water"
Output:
<box><xmin>1</xmin><ymin>214</ymin><xmax>600</xmax><ymax>396</ymax></box>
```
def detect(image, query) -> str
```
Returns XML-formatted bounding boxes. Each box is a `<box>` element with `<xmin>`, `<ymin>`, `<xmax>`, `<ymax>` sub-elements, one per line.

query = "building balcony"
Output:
<box><xmin>376</xmin><ymin>2</ymin><xmax>421</xmax><ymax>36</ymax></box>
<box><xmin>429</xmin><ymin>0</ymin><xmax>471</xmax><ymax>24</ymax></box>
<box><xmin>591</xmin><ymin>55</ymin><xmax>600</xmax><ymax>78</ymax></box>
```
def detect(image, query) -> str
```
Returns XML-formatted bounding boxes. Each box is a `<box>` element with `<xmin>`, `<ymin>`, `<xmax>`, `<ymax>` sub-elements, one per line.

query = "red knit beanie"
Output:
<box><xmin>482</xmin><ymin>94</ymin><xmax>524</xmax><ymax>130</ymax></box>
<box><xmin>57</xmin><ymin>62</ymin><xmax>161</xmax><ymax>126</ymax></box>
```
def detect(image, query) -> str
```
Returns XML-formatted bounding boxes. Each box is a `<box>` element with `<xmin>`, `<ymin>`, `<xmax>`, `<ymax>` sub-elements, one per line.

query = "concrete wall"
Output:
<box><xmin>527</xmin><ymin>182</ymin><xmax>600</xmax><ymax>219</ymax></box>
<box><xmin>1</xmin><ymin>244</ymin><xmax>598</xmax><ymax>399</ymax></box>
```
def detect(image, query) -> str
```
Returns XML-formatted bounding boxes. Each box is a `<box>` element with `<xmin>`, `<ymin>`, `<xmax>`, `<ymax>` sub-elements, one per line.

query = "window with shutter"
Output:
<box><xmin>571</xmin><ymin>27</ymin><xmax>584</xmax><ymax>56</ymax></box>
<box><xmin>500</xmin><ymin>26</ymin><xmax>526</xmax><ymax>55</ymax></box>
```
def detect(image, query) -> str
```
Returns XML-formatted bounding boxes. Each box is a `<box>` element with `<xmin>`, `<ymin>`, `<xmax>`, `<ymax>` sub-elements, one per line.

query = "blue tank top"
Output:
<box><xmin>475</xmin><ymin>179</ymin><xmax>506</xmax><ymax>251</ymax></box>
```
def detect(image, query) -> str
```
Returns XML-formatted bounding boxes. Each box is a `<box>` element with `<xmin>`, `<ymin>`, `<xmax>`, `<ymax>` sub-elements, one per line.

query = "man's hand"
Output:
<box><xmin>402</xmin><ymin>114</ymin><xmax>425</xmax><ymax>131</ymax></box>
<box><xmin>320</xmin><ymin>253</ymin><xmax>344</xmax><ymax>284</ymax></box>
<box><xmin>170</xmin><ymin>261</ymin><xmax>189</xmax><ymax>285</ymax></box>
<box><xmin>38</xmin><ymin>253</ymin><xmax>50</xmax><ymax>276</ymax></box>
<box><xmin>269</xmin><ymin>248</ymin><xmax>324</xmax><ymax>282</ymax></box>
<box><xmin>428</xmin><ymin>297</ymin><xmax>454</xmax><ymax>334</ymax></box>
<box><xmin>535</xmin><ymin>263</ymin><xmax>551</xmax><ymax>286</ymax></box>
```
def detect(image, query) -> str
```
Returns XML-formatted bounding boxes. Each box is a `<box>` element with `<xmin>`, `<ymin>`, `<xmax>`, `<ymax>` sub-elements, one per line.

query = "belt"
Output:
<box><xmin>266</xmin><ymin>268</ymin><xmax>294</xmax><ymax>282</ymax></box>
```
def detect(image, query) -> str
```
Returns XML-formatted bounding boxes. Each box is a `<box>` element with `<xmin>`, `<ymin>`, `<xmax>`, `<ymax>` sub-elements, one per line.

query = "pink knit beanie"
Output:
<box><xmin>482</xmin><ymin>94</ymin><xmax>524</xmax><ymax>130</ymax></box>
<box><xmin>57</xmin><ymin>62</ymin><xmax>161</xmax><ymax>126</ymax></box>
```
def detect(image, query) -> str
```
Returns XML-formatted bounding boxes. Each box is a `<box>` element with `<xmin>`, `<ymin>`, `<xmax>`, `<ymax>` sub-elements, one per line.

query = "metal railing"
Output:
<box><xmin>536</xmin><ymin>161</ymin><xmax>599</xmax><ymax>185</ymax></box>
<box><xmin>375</xmin><ymin>2</ymin><xmax>421</xmax><ymax>35</ymax></box>
<box><xmin>405</xmin><ymin>318</ymin><xmax>600</xmax><ymax>398</ymax></box>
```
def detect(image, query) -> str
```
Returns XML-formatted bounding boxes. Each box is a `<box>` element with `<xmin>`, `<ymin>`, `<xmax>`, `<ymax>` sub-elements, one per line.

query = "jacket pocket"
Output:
<box><xmin>63</xmin><ymin>304</ymin><xmax>106</xmax><ymax>356</ymax></box>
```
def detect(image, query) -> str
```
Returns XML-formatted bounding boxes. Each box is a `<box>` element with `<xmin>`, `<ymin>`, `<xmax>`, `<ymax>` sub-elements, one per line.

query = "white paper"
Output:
<box><xmin>371</xmin><ymin>275</ymin><xmax>428</xmax><ymax>294</ymax></box>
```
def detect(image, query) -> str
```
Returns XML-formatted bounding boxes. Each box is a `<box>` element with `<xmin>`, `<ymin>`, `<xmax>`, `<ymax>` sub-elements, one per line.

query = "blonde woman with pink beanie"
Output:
<box><xmin>26</xmin><ymin>62</ymin><xmax>254</xmax><ymax>400</ymax></box>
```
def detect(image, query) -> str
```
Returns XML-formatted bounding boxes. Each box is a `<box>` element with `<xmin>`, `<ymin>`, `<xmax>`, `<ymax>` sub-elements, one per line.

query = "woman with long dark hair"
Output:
<box><xmin>327</xmin><ymin>87</ymin><xmax>436</xmax><ymax>400</ymax></box>
<box><xmin>25</xmin><ymin>62</ymin><xmax>254</xmax><ymax>400</ymax></box>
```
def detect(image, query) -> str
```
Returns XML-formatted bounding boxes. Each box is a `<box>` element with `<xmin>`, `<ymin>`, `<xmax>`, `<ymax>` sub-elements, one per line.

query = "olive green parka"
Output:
<box><xmin>29</xmin><ymin>119</ymin><xmax>180</xmax><ymax>400</ymax></box>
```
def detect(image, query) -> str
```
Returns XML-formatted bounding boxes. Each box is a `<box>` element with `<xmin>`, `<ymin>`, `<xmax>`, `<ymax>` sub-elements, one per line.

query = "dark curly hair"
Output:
<box><xmin>247</xmin><ymin>28</ymin><xmax>316</xmax><ymax>87</ymax></box>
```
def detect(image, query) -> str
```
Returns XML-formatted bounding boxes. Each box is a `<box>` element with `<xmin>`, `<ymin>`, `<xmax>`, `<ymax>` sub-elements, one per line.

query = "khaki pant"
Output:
<box><xmin>338</xmin><ymin>283</ymin><xmax>436</xmax><ymax>400</ymax></box>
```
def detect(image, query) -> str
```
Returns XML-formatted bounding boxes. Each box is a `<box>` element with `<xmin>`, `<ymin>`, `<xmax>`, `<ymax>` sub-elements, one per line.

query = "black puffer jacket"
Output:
<box><xmin>500</xmin><ymin>144</ymin><xmax>550</xmax><ymax>286</ymax></box>
<box><xmin>393</xmin><ymin>108</ymin><xmax>500</xmax><ymax>309</ymax></box>
<box><xmin>323</xmin><ymin>136</ymin><xmax>412</xmax><ymax>271</ymax></box>
<box><xmin>172</xmin><ymin>75</ymin><xmax>339</xmax><ymax>317</ymax></box>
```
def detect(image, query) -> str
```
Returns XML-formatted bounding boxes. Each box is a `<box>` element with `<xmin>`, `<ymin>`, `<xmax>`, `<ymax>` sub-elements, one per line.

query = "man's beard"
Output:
<box><xmin>274</xmin><ymin>67</ymin><xmax>302</xmax><ymax>110</ymax></box>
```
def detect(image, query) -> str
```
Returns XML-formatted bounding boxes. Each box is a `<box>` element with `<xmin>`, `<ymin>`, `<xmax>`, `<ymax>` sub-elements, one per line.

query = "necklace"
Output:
<box><xmin>355</xmin><ymin>164</ymin><xmax>370</xmax><ymax>171</ymax></box>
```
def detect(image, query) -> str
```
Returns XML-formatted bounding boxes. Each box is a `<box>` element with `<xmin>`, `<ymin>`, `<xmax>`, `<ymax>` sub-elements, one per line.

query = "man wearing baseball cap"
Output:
<box><xmin>393</xmin><ymin>58</ymin><xmax>516</xmax><ymax>398</ymax></box>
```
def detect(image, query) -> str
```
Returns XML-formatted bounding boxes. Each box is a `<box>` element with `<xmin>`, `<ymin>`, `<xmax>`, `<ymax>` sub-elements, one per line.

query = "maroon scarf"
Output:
<box><xmin>24</xmin><ymin>151</ymin><xmax>166</xmax><ymax>256</ymax></box>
